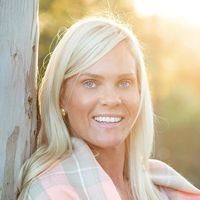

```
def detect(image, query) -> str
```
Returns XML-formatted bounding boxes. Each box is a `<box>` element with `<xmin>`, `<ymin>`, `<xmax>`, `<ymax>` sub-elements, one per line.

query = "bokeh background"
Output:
<box><xmin>39</xmin><ymin>0</ymin><xmax>200</xmax><ymax>188</ymax></box>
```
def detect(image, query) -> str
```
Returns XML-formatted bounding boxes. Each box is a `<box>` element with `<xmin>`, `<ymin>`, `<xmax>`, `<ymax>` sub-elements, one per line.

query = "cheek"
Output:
<box><xmin>65</xmin><ymin>92</ymin><xmax>98</xmax><ymax>136</ymax></box>
<box><xmin>125</xmin><ymin>91</ymin><xmax>140</xmax><ymax>115</ymax></box>
<box><xmin>67</xmin><ymin>91</ymin><xmax>97</xmax><ymax>117</ymax></box>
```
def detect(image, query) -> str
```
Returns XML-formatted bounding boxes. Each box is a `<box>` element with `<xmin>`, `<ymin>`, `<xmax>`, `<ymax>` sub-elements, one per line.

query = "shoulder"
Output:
<box><xmin>26</xmin><ymin>138</ymin><xmax>121</xmax><ymax>200</ymax></box>
<box><xmin>27</xmin><ymin>161</ymin><xmax>80</xmax><ymax>200</ymax></box>
<box><xmin>27</xmin><ymin>183</ymin><xmax>80</xmax><ymax>200</ymax></box>
<box><xmin>149</xmin><ymin>159</ymin><xmax>200</xmax><ymax>199</ymax></box>
<box><xmin>26</xmin><ymin>138</ymin><xmax>101</xmax><ymax>200</ymax></box>
<box><xmin>26</xmin><ymin>139</ymin><xmax>87</xmax><ymax>199</ymax></box>
<box><xmin>158</xmin><ymin>185</ymin><xmax>200</xmax><ymax>200</ymax></box>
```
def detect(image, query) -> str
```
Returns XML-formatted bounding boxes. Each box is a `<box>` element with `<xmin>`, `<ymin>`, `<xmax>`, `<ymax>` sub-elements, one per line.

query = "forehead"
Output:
<box><xmin>81</xmin><ymin>41</ymin><xmax>137</xmax><ymax>76</ymax></box>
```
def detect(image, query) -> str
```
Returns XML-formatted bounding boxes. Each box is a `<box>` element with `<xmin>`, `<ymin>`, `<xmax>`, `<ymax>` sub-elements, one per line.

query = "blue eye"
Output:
<box><xmin>83</xmin><ymin>80</ymin><xmax>96</xmax><ymax>88</ymax></box>
<box><xmin>119</xmin><ymin>80</ymin><xmax>132</xmax><ymax>88</ymax></box>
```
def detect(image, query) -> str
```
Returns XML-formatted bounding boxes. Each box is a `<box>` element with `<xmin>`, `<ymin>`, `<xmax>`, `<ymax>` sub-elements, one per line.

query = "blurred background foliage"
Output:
<box><xmin>39</xmin><ymin>0</ymin><xmax>200</xmax><ymax>188</ymax></box>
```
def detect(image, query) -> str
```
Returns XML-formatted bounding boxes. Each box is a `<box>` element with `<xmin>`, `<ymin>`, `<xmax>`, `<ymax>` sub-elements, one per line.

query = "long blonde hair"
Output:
<box><xmin>18</xmin><ymin>16</ymin><xmax>162</xmax><ymax>200</ymax></box>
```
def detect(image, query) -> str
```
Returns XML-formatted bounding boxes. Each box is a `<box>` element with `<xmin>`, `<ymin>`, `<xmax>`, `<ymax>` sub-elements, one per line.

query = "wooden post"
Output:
<box><xmin>0</xmin><ymin>1</ymin><xmax>39</xmax><ymax>199</ymax></box>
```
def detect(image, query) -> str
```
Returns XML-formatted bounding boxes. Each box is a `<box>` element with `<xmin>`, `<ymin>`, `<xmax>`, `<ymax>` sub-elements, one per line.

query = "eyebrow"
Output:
<box><xmin>79</xmin><ymin>72</ymin><xmax>136</xmax><ymax>79</ymax></box>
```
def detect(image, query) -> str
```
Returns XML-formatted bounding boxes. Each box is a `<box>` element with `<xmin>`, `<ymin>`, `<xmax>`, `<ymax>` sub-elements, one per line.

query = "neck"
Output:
<box><xmin>91</xmin><ymin>142</ymin><xmax>127</xmax><ymax>187</ymax></box>
<box><xmin>89</xmin><ymin>142</ymin><xmax>132</xmax><ymax>199</ymax></box>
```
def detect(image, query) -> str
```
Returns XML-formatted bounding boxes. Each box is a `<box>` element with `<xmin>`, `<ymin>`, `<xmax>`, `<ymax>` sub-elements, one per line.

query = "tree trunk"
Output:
<box><xmin>0</xmin><ymin>1</ymin><xmax>39</xmax><ymax>199</ymax></box>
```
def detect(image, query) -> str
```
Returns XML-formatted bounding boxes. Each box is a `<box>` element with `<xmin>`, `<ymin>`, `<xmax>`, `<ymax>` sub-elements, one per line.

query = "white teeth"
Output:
<box><xmin>94</xmin><ymin>116</ymin><xmax>122</xmax><ymax>123</ymax></box>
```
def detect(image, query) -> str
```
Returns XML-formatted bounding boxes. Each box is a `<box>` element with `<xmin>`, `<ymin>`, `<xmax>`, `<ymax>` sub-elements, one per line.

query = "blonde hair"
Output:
<box><xmin>18</xmin><ymin>16</ymin><xmax>162</xmax><ymax>200</ymax></box>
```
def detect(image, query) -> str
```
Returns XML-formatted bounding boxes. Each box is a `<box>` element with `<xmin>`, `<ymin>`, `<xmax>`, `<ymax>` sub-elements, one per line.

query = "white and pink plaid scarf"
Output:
<box><xmin>27</xmin><ymin>137</ymin><xmax>200</xmax><ymax>199</ymax></box>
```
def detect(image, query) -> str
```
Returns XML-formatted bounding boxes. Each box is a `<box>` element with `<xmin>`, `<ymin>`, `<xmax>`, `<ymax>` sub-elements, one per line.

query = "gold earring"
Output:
<box><xmin>61</xmin><ymin>108</ymin><xmax>66</xmax><ymax>117</ymax></box>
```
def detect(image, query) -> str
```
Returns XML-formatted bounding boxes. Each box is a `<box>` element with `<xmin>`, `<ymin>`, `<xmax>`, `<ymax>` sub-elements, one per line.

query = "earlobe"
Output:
<box><xmin>60</xmin><ymin>96</ymin><xmax>67</xmax><ymax>117</ymax></box>
<box><xmin>60</xmin><ymin>108</ymin><xmax>66</xmax><ymax>117</ymax></box>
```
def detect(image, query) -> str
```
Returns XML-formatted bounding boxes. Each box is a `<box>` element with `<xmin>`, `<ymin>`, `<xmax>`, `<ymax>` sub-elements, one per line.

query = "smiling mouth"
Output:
<box><xmin>93</xmin><ymin>116</ymin><xmax>123</xmax><ymax>123</ymax></box>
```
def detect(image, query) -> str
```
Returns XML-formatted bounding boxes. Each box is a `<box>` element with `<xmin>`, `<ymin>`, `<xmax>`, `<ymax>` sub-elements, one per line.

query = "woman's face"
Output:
<box><xmin>60</xmin><ymin>41</ymin><xmax>140</xmax><ymax>149</ymax></box>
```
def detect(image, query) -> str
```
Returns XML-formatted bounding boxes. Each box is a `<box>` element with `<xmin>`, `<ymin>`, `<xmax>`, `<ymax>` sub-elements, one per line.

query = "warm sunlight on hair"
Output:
<box><xmin>133</xmin><ymin>0</ymin><xmax>200</xmax><ymax>26</ymax></box>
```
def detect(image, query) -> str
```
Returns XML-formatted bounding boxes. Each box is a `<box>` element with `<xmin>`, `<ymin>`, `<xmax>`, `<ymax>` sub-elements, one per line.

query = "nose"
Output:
<box><xmin>99</xmin><ymin>86</ymin><xmax>122</xmax><ymax>107</ymax></box>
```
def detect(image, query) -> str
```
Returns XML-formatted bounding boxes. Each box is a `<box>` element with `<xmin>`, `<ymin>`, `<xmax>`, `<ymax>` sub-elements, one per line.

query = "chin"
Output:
<box><xmin>93</xmin><ymin>136</ymin><xmax>126</xmax><ymax>149</ymax></box>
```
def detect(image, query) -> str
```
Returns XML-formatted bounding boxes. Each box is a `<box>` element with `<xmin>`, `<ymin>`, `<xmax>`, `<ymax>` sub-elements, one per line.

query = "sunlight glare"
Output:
<box><xmin>133</xmin><ymin>0</ymin><xmax>200</xmax><ymax>26</ymax></box>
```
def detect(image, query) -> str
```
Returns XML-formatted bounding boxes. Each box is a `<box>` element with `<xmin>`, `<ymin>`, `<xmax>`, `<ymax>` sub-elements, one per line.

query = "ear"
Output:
<box><xmin>59</xmin><ymin>83</ymin><xmax>66</xmax><ymax>109</ymax></box>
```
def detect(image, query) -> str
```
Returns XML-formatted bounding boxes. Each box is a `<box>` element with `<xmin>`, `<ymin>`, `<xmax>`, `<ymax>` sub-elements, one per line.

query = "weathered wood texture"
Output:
<box><xmin>0</xmin><ymin>1</ymin><xmax>39</xmax><ymax>199</ymax></box>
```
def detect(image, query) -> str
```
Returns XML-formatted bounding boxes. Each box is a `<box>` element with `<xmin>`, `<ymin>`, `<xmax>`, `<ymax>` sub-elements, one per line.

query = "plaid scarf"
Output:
<box><xmin>27</xmin><ymin>137</ymin><xmax>200</xmax><ymax>200</ymax></box>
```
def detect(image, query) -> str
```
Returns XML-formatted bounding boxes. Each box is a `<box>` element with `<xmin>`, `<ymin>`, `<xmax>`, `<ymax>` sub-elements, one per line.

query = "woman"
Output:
<box><xmin>17</xmin><ymin>16</ymin><xmax>200</xmax><ymax>200</ymax></box>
